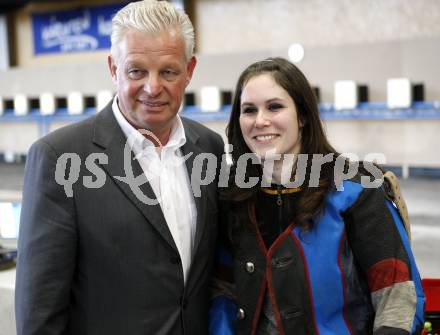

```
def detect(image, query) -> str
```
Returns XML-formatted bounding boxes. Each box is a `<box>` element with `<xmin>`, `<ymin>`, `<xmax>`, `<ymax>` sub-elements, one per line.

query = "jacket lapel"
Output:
<box><xmin>180</xmin><ymin>122</ymin><xmax>208</xmax><ymax>259</ymax></box>
<box><xmin>91</xmin><ymin>105</ymin><xmax>178</xmax><ymax>252</ymax></box>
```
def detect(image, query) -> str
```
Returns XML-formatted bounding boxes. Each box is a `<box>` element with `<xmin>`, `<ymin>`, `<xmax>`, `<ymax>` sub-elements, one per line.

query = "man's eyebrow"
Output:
<box><xmin>124</xmin><ymin>61</ymin><xmax>142</xmax><ymax>68</ymax></box>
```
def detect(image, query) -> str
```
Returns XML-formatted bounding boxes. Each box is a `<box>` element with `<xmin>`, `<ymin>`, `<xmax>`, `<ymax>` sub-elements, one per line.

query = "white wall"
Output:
<box><xmin>196</xmin><ymin>0</ymin><xmax>440</xmax><ymax>54</ymax></box>
<box><xmin>1</xmin><ymin>0</ymin><xmax>440</xmax><ymax>101</ymax></box>
<box><xmin>2</xmin><ymin>37</ymin><xmax>440</xmax><ymax>103</ymax></box>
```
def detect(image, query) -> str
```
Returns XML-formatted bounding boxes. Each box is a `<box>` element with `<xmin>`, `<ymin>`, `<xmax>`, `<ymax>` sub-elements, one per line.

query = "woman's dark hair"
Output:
<box><xmin>225</xmin><ymin>57</ymin><xmax>339</xmax><ymax>228</ymax></box>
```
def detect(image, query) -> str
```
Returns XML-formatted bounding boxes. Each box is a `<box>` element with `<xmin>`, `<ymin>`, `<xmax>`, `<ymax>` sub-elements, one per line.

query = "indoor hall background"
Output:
<box><xmin>1</xmin><ymin>1</ymin><xmax>440</xmax><ymax>334</ymax></box>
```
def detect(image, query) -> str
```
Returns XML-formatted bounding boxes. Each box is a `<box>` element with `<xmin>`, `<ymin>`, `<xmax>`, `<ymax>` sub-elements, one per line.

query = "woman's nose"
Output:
<box><xmin>255</xmin><ymin>110</ymin><xmax>270</xmax><ymax>128</ymax></box>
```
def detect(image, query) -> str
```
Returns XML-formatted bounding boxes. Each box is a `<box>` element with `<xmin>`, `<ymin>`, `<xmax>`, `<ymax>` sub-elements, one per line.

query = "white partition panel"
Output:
<box><xmin>334</xmin><ymin>80</ymin><xmax>358</xmax><ymax>110</ymax></box>
<box><xmin>387</xmin><ymin>78</ymin><xmax>411</xmax><ymax>109</ymax></box>
<box><xmin>13</xmin><ymin>94</ymin><xmax>29</xmax><ymax>116</ymax></box>
<box><xmin>67</xmin><ymin>91</ymin><xmax>84</xmax><ymax>115</ymax></box>
<box><xmin>200</xmin><ymin>86</ymin><xmax>221</xmax><ymax>112</ymax></box>
<box><xmin>96</xmin><ymin>90</ymin><xmax>113</xmax><ymax>111</ymax></box>
<box><xmin>0</xmin><ymin>96</ymin><xmax>4</xmax><ymax>116</ymax></box>
<box><xmin>40</xmin><ymin>93</ymin><xmax>56</xmax><ymax>115</ymax></box>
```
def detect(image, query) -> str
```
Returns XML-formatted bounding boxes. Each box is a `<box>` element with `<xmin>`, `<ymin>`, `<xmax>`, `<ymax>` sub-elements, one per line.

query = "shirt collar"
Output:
<box><xmin>112</xmin><ymin>97</ymin><xmax>186</xmax><ymax>155</ymax></box>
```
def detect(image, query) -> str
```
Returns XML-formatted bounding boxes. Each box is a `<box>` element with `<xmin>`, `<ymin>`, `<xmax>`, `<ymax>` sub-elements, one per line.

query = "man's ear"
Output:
<box><xmin>108</xmin><ymin>55</ymin><xmax>117</xmax><ymax>84</ymax></box>
<box><xmin>185</xmin><ymin>56</ymin><xmax>197</xmax><ymax>87</ymax></box>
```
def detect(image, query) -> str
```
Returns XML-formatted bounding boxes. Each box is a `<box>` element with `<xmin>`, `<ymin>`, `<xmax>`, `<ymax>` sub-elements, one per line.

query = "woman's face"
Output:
<box><xmin>239</xmin><ymin>73</ymin><xmax>302</xmax><ymax>159</ymax></box>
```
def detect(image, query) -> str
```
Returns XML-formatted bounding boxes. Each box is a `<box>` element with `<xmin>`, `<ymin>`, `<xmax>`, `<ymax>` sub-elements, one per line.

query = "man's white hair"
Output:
<box><xmin>111</xmin><ymin>0</ymin><xmax>195</xmax><ymax>61</ymax></box>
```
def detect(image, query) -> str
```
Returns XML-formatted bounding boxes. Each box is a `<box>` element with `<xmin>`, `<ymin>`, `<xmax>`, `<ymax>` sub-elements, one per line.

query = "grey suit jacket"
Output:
<box><xmin>15</xmin><ymin>104</ymin><xmax>225</xmax><ymax>335</ymax></box>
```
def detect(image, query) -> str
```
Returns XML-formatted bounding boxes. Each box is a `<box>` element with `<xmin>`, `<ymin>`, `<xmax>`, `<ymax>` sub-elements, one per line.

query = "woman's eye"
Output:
<box><xmin>241</xmin><ymin>107</ymin><xmax>257</xmax><ymax>114</ymax></box>
<box><xmin>268</xmin><ymin>103</ymin><xmax>283</xmax><ymax>111</ymax></box>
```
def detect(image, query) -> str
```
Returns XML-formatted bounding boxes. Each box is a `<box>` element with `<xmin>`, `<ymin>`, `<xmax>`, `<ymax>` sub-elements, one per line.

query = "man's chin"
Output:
<box><xmin>134</xmin><ymin>113</ymin><xmax>166</xmax><ymax>127</ymax></box>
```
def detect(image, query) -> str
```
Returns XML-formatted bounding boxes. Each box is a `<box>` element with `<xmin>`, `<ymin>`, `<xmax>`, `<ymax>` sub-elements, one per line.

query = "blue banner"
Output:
<box><xmin>32</xmin><ymin>4</ymin><xmax>125</xmax><ymax>55</ymax></box>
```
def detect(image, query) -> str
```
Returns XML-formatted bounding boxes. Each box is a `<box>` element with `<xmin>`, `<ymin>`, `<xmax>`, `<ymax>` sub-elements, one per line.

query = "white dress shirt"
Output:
<box><xmin>112</xmin><ymin>98</ymin><xmax>197</xmax><ymax>283</ymax></box>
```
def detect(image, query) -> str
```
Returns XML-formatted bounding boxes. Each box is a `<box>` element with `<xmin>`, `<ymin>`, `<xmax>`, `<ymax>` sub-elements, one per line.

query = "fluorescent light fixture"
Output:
<box><xmin>67</xmin><ymin>91</ymin><xmax>84</xmax><ymax>115</ymax></box>
<box><xmin>387</xmin><ymin>78</ymin><xmax>411</xmax><ymax>109</ymax></box>
<box><xmin>334</xmin><ymin>80</ymin><xmax>358</xmax><ymax>110</ymax></box>
<box><xmin>96</xmin><ymin>90</ymin><xmax>113</xmax><ymax>111</ymax></box>
<box><xmin>14</xmin><ymin>94</ymin><xmax>29</xmax><ymax>115</ymax></box>
<box><xmin>40</xmin><ymin>92</ymin><xmax>56</xmax><ymax>115</ymax></box>
<box><xmin>200</xmin><ymin>86</ymin><xmax>221</xmax><ymax>112</ymax></box>
<box><xmin>288</xmin><ymin>43</ymin><xmax>305</xmax><ymax>63</ymax></box>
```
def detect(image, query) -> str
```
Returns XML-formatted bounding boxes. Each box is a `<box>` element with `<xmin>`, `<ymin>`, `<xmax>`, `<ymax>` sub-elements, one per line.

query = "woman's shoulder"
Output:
<box><xmin>325</xmin><ymin>168</ymin><xmax>388</xmax><ymax>214</ymax></box>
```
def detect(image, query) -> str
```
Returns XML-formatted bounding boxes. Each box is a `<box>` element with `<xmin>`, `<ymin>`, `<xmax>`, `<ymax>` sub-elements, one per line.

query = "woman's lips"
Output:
<box><xmin>253</xmin><ymin>134</ymin><xmax>278</xmax><ymax>142</ymax></box>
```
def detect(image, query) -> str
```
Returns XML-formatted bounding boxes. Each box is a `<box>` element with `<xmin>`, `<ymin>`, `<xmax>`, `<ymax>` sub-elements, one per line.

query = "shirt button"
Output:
<box><xmin>237</xmin><ymin>308</ymin><xmax>245</xmax><ymax>320</ymax></box>
<box><xmin>245</xmin><ymin>262</ymin><xmax>255</xmax><ymax>274</ymax></box>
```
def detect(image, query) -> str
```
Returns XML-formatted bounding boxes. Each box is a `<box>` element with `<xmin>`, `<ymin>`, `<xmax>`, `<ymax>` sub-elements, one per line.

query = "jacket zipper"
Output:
<box><xmin>277</xmin><ymin>185</ymin><xmax>283</xmax><ymax>236</ymax></box>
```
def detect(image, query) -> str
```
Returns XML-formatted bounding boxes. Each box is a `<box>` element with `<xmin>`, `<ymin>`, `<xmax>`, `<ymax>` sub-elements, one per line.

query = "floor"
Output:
<box><xmin>400</xmin><ymin>178</ymin><xmax>440</xmax><ymax>278</ymax></box>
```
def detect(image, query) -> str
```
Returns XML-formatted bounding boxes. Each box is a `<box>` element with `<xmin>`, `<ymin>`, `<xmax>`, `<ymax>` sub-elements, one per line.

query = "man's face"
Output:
<box><xmin>108</xmin><ymin>29</ymin><xmax>196</xmax><ymax>145</ymax></box>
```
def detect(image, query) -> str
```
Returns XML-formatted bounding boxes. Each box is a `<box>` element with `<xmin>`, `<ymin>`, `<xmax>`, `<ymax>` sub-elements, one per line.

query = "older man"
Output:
<box><xmin>15</xmin><ymin>1</ymin><xmax>224</xmax><ymax>334</ymax></box>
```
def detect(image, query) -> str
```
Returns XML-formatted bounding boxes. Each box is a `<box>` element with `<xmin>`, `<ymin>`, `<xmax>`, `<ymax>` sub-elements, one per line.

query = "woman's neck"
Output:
<box><xmin>262</xmin><ymin>156</ymin><xmax>297</xmax><ymax>185</ymax></box>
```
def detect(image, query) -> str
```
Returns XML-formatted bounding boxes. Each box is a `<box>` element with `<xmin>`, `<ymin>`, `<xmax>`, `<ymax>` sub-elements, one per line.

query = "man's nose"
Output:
<box><xmin>144</xmin><ymin>74</ymin><xmax>162</xmax><ymax>97</ymax></box>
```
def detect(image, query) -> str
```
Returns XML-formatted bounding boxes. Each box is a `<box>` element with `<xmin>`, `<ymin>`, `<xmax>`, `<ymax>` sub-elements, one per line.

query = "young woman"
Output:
<box><xmin>210</xmin><ymin>58</ymin><xmax>424</xmax><ymax>335</ymax></box>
